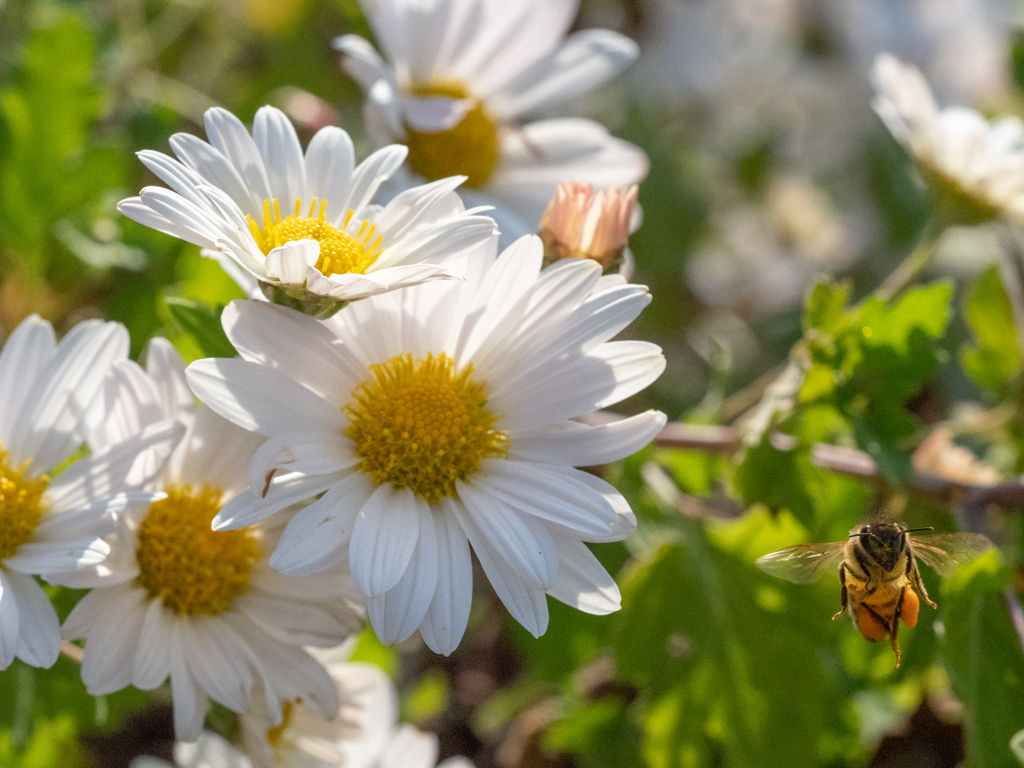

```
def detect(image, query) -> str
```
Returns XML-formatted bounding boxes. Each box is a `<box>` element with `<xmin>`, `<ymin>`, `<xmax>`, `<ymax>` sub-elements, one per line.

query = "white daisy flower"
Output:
<box><xmin>133</xmin><ymin>662</ymin><xmax>471</xmax><ymax>768</ymax></box>
<box><xmin>118</xmin><ymin>106</ymin><xmax>498</xmax><ymax>316</ymax></box>
<box><xmin>59</xmin><ymin>339</ymin><xmax>365</xmax><ymax>741</ymax></box>
<box><xmin>872</xmin><ymin>53</ymin><xmax>1024</xmax><ymax>224</ymax></box>
<box><xmin>0</xmin><ymin>315</ymin><xmax>181</xmax><ymax>671</ymax></box>
<box><xmin>333</xmin><ymin>0</ymin><xmax>649</xmax><ymax>239</ymax></box>
<box><xmin>186</xmin><ymin>235</ymin><xmax>666</xmax><ymax>653</ymax></box>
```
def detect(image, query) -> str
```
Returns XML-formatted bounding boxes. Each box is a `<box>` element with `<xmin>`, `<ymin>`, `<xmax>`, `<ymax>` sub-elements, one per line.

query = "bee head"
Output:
<box><xmin>850</xmin><ymin>522</ymin><xmax>912</xmax><ymax>572</ymax></box>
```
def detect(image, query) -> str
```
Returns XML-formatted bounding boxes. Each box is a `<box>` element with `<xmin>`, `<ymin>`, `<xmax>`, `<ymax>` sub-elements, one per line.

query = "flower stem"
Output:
<box><xmin>875</xmin><ymin>219</ymin><xmax>943</xmax><ymax>302</ymax></box>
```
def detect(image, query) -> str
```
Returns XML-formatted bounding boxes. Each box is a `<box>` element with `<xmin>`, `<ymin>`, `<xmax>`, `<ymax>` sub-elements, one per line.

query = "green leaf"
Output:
<box><xmin>941</xmin><ymin>552</ymin><xmax>1024</xmax><ymax>768</ymax></box>
<box><xmin>615</xmin><ymin>512</ymin><xmax>857</xmax><ymax>768</ymax></box>
<box><xmin>164</xmin><ymin>298</ymin><xmax>236</xmax><ymax>359</ymax></box>
<box><xmin>733</xmin><ymin>439</ymin><xmax>815</xmax><ymax>527</ymax></box>
<box><xmin>961</xmin><ymin>266</ymin><xmax>1022</xmax><ymax>399</ymax></box>
<box><xmin>803</xmin><ymin>279</ymin><xmax>850</xmax><ymax>335</ymax></box>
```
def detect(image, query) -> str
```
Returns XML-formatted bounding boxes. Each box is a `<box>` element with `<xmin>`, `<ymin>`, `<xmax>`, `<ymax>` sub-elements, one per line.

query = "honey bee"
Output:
<box><xmin>756</xmin><ymin>522</ymin><xmax>992</xmax><ymax>667</ymax></box>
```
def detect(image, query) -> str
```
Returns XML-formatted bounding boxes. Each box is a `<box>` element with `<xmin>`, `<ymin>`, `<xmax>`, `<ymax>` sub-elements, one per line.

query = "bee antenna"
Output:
<box><xmin>902</xmin><ymin>527</ymin><xmax>934</xmax><ymax>534</ymax></box>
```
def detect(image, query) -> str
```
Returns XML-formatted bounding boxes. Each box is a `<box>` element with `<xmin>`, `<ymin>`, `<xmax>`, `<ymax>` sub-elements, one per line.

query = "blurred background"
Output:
<box><xmin>2</xmin><ymin>0</ymin><xmax>1024</xmax><ymax>766</ymax></box>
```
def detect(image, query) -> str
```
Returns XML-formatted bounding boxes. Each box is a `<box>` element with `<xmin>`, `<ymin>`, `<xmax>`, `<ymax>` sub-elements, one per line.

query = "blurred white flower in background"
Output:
<box><xmin>119</xmin><ymin>105</ymin><xmax>496</xmax><ymax>316</ymax></box>
<box><xmin>59</xmin><ymin>340</ymin><xmax>364</xmax><ymax>740</ymax></box>
<box><xmin>130</xmin><ymin>662</ymin><xmax>471</xmax><ymax>768</ymax></box>
<box><xmin>333</xmin><ymin>0</ymin><xmax>648</xmax><ymax>240</ymax></box>
<box><xmin>872</xmin><ymin>52</ymin><xmax>1024</xmax><ymax>224</ymax></box>
<box><xmin>187</xmin><ymin>236</ymin><xmax>665</xmax><ymax>653</ymax></box>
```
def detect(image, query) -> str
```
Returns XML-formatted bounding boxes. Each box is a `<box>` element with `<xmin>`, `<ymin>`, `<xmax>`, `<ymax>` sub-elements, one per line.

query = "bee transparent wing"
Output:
<box><xmin>910</xmin><ymin>533</ymin><xmax>994</xmax><ymax>577</ymax></box>
<box><xmin>755</xmin><ymin>542</ymin><xmax>848</xmax><ymax>585</ymax></box>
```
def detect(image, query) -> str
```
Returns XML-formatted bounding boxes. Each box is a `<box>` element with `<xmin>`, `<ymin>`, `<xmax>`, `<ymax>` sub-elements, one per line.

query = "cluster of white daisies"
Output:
<box><xmin>2</xmin><ymin>0</ymin><xmax>1020</xmax><ymax>762</ymax></box>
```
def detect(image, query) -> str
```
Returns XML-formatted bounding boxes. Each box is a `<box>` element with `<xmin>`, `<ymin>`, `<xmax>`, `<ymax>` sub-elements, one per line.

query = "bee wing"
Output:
<box><xmin>910</xmin><ymin>533</ymin><xmax>994</xmax><ymax>577</ymax></box>
<box><xmin>755</xmin><ymin>542</ymin><xmax>847</xmax><ymax>584</ymax></box>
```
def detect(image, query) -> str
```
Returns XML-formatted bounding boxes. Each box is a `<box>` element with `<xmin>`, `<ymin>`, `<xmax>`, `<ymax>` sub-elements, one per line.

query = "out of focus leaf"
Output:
<box><xmin>164</xmin><ymin>298</ymin><xmax>235</xmax><ymax>359</ymax></box>
<box><xmin>733</xmin><ymin>439</ymin><xmax>815</xmax><ymax>527</ymax></box>
<box><xmin>615</xmin><ymin>511</ymin><xmax>857</xmax><ymax>768</ymax></box>
<box><xmin>941</xmin><ymin>552</ymin><xmax>1024</xmax><ymax>768</ymax></box>
<box><xmin>961</xmin><ymin>266</ymin><xmax>1021</xmax><ymax>399</ymax></box>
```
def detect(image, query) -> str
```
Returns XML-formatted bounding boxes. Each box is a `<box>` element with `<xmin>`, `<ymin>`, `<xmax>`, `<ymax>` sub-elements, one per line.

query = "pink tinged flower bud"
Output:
<box><xmin>539</xmin><ymin>181</ymin><xmax>638</xmax><ymax>273</ymax></box>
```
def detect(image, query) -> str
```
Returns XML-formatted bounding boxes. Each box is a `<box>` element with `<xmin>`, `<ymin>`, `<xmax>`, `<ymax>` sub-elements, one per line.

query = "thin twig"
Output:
<box><xmin>60</xmin><ymin>640</ymin><xmax>83</xmax><ymax>664</ymax></box>
<box><xmin>592</xmin><ymin>412</ymin><xmax>1024</xmax><ymax>512</ymax></box>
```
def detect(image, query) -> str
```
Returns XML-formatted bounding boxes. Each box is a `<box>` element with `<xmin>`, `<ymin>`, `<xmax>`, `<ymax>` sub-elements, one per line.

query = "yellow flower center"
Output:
<box><xmin>405</xmin><ymin>82</ymin><xmax>499</xmax><ymax>189</ymax></box>
<box><xmin>344</xmin><ymin>353</ymin><xmax>509</xmax><ymax>504</ymax></box>
<box><xmin>136</xmin><ymin>484</ymin><xmax>263</xmax><ymax>616</ymax></box>
<box><xmin>247</xmin><ymin>198</ymin><xmax>385</xmax><ymax>277</ymax></box>
<box><xmin>0</xmin><ymin>445</ymin><xmax>48</xmax><ymax>561</ymax></box>
<box><xmin>265</xmin><ymin>700</ymin><xmax>295</xmax><ymax>747</ymax></box>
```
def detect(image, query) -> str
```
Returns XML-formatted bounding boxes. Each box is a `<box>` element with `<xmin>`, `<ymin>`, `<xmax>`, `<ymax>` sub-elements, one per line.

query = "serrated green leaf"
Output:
<box><xmin>803</xmin><ymin>279</ymin><xmax>850</xmax><ymax>335</ymax></box>
<box><xmin>164</xmin><ymin>298</ymin><xmax>236</xmax><ymax>359</ymax></box>
<box><xmin>961</xmin><ymin>266</ymin><xmax>1022</xmax><ymax>399</ymax></box>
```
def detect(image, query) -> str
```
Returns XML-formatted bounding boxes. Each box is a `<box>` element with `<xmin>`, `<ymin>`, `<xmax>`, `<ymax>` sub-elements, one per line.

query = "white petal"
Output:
<box><xmin>471</xmin><ymin>459</ymin><xmax>618</xmax><ymax>536</ymax></box>
<box><xmin>490</xmin><ymin>30</ymin><xmax>638</xmax><ymax>118</ymax></box>
<box><xmin>186</xmin><ymin>358</ymin><xmax>346</xmax><ymax>438</ymax></box>
<box><xmin>9</xmin><ymin>320</ymin><xmax>128</xmax><ymax>473</ymax></box>
<box><xmin>367</xmin><ymin>504</ymin><xmax>438</xmax><ymax>645</ymax></box>
<box><xmin>264</xmin><ymin>239</ymin><xmax>319</xmax><ymax>285</ymax></box>
<box><xmin>253</xmin><ymin>106</ymin><xmax>307</xmax><ymax>207</ymax></box>
<box><xmin>270</xmin><ymin>472</ymin><xmax>374</xmax><ymax>576</ymax></box>
<box><xmin>508</xmin><ymin>411</ymin><xmax>666</xmax><ymax>466</ymax></box>
<box><xmin>305</xmin><ymin>126</ymin><xmax>356</xmax><ymax>226</ymax></box>
<box><xmin>0</xmin><ymin>315</ymin><xmax>55</xmax><ymax>446</ymax></box>
<box><xmin>170</xmin><ymin>132</ymin><xmax>259</xmax><ymax>218</ymax></box>
<box><xmin>404</xmin><ymin>96</ymin><xmax>475</xmax><ymax>131</ymax></box>
<box><xmin>46</xmin><ymin>419</ymin><xmax>185</xmax><ymax>513</ymax></box>
<box><xmin>248</xmin><ymin>431</ymin><xmax>358</xmax><ymax>494</ymax></box>
<box><xmin>457</xmin><ymin>480</ymin><xmax>558</xmax><ymax>590</ymax></box>
<box><xmin>333</xmin><ymin>33</ymin><xmax>393</xmax><ymax>91</ymax></box>
<box><xmin>212</xmin><ymin>471</ymin><xmax>347</xmax><ymax>531</ymax></box>
<box><xmin>7</xmin><ymin>570</ymin><xmax>59</xmax><ymax>668</ymax></box>
<box><xmin>143</xmin><ymin>338</ymin><xmax>194</xmax><ymax>423</ymax></box>
<box><xmin>451</xmin><ymin>500</ymin><xmax>549</xmax><ymax>637</ymax></box>
<box><xmin>170</xmin><ymin>635</ymin><xmax>208</xmax><ymax>741</ymax></box>
<box><xmin>132</xmin><ymin>599</ymin><xmax>174</xmax><ymax>690</ymax></box>
<box><xmin>182</xmin><ymin>619</ymin><xmax>253</xmax><ymax>712</ymax></box>
<box><xmin>77</xmin><ymin>586</ymin><xmax>149</xmax><ymax>693</ymax></box>
<box><xmin>343</xmin><ymin>145</ymin><xmax>408</xmax><ymax>217</ymax></box>
<box><xmin>419</xmin><ymin>502</ymin><xmax>472</xmax><ymax>656</ymax></box>
<box><xmin>203</xmin><ymin>106</ymin><xmax>273</xmax><ymax>207</ymax></box>
<box><xmin>4</xmin><ymin>538</ymin><xmax>110</xmax><ymax>575</ymax></box>
<box><xmin>222</xmin><ymin>299</ymin><xmax>364</xmax><ymax>407</ymax></box>
<box><xmin>348</xmin><ymin>484</ymin><xmax>421</xmax><ymax>598</ymax></box>
<box><xmin>546</xmin><ymin>535</ymin><xmax>620</xmax><ymax>615</ymax></box>
<box><xmin>0</xmin><ymin>570</ymin><xmax>19</xmax><ymax>669</ymax></box>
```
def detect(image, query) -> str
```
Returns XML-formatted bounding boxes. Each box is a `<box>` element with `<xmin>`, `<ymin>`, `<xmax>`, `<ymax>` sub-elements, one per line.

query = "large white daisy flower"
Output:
<box><xmin>0</xmin><ymin>315</ymin><xmax>181</xmax><ymax>671</ymax></box>
<box><xmin>333</xmin><ymin>0</ymin><xmax>649</xmax><ymax>239</ymax></box>
<box><xmin>118</xmin><ymin>106</ymin><xmax>498</xmax><ymax>316</ymax></box>
<box><xmin>59</xmin><ymin>339</ymin><xmax>364</xmax><ymax>741</ymax></box>
<box><xmin>872</xmin><ymin>53</ymin><xmax>1024</xmax><ymax>224</ymax></box>
<box><xmin>186</xmin><ymin>235</ymin><xmax>666</xmax><ymax>653</ymax></box>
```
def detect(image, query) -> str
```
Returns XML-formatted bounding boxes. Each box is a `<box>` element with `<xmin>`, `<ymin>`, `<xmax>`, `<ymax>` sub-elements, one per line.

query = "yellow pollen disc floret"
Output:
<box><xmin>136</xmin><ymin>484</ymin><xmax>263</xmax><ymax>616</ymax></box>
<box><xmin>246</xmin><ymin>198</ymin><xmax>385</xmax><ymax>277</ymax></box>
<box><xmin>405</xmin><ymin>81</ymin><xmax>499</xmax><ymax>189</ymax></box>
<box><xmin>266</xmin><ymin>700</ymin><xmax>295</xmax><ymax>747</ymax></box>
<box><xmin>344</xmin><ymin>353</ymin><xmax>509</xmax><ymax>504</ymax></box>
<box><xmin>0</xmin><ymin>445</ymin><xmax>48</xmax><ymax>561</ymax></box>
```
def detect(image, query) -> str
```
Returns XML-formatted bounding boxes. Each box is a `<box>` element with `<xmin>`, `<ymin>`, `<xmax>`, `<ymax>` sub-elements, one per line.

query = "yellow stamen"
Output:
<box><xmin>344</xmin><ymin>353</ymin><xmax>508</xmax><ymax>504</ymax></box>
<box><xmin>266</xmin><ymin>700</ymin><xmax>295</xmax><ymax>746</ymax></box>
<box><xmin>246</xmin><ymin>197</ymin><xmax>384</xmax><ymax>277</ymax></box>
<box><xmin>0</xmin><ymin>445</ymin><xmax>48</xmax><ymax>561</ymax></box>
<box><xmin>405</xmin><ymin>81</ymin><xmax>499</xmax><ymax>189</ymax></box>
<box><xmin>135</xmin><ymin>484</ymin><xmax>263</xmax><ymax>616</ymax></box>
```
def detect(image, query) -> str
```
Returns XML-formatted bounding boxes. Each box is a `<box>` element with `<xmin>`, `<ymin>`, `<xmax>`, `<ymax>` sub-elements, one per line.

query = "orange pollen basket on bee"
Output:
<box><xmin>0</xmin><ymin>445</ymin><xmax>48</xmax><ymax>561</ymax></box>
<box><xmin>344</xmin><ymin>353</ymin><xmax>509</xmax><ymax>504</ymax></box>
<box><xmin>135</xmin><ymin>484</ymin><xmax>264</xmax><ymax>616</ymax></box>
<box><xmin>246</xmin><ymin>197</ymin><xmax>385</xmax><ymax>277</ymax></box>
<box><xmin>900</xmin><ymin>589</ymin><xmax>920</xmax><ymax>628</ymax></box>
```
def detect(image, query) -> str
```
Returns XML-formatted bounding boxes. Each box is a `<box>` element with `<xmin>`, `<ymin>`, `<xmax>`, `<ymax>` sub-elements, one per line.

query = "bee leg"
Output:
<box><xmin>907</xmin><ymin>555</ymin><xmax>937</xmax><ymax>609</ymax></box>
<box><xmin>890</xmin><ymin>588</ymin><xmax>905</xmax><ymax>669</ymax></box>
<box><xmin>832</xmin><ymin>563</ymin><xmax>849</xmax><ymax>620</ymax></box>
